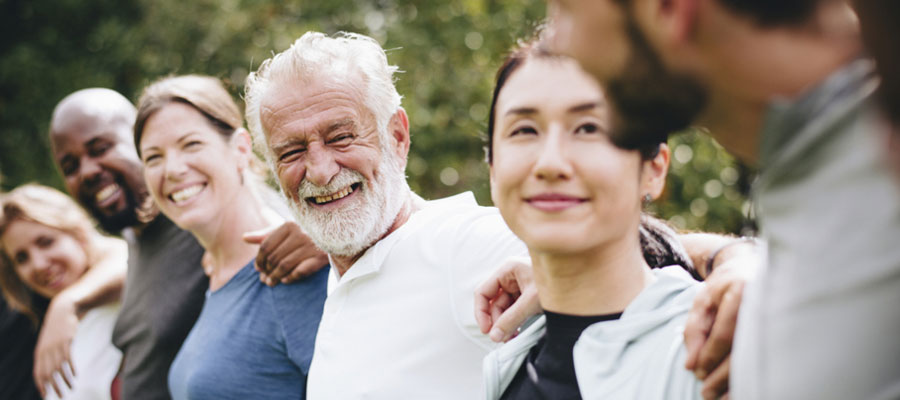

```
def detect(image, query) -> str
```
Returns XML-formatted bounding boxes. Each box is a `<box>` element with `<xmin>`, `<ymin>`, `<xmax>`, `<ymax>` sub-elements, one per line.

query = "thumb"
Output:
<box><xmin>243</xmin><ymin>226</ymin><xmax>277</xmax><ymax>244</ymax></box>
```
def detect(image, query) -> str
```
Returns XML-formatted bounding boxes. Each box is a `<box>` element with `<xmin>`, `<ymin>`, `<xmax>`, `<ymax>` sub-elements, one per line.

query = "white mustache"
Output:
<box><xmin>296</xmin><ymin>169</ymin><xmax>365</xmax><ymax>199</ymax></box>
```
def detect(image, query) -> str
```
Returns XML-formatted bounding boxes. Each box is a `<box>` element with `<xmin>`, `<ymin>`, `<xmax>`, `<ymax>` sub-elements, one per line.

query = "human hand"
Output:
<box><xmin>244</xmin><ymin>222</ymin><xmax>329</xmax><ymax>286</ymax></box>
<box><xmin>33</xmin><ymin>291</ymin><xmax>80</xmax><ymax>398</ymax></box>
<box><xmin>474</xmin><ymin>256</ymin><xmax>541</xmax><ymax>342</ymax></box>
<box><xmin>684</xmin><ymin>245</ymin><xmax>761</xmax><ymax>399</ymax></box>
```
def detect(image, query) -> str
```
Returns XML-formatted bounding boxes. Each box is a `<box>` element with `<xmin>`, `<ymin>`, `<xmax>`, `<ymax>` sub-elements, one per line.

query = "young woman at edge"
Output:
<box><xmin>482</xmin><ymin>44</ymin><xmax>703</xmax><ymax>399</ymax></box>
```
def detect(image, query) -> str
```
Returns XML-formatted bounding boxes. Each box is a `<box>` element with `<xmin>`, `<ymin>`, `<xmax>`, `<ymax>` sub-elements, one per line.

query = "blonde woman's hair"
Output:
<box><xmin>0</xmin><ymin>184</ymin><xmax>104</xmax><ymax>325</ymax></box>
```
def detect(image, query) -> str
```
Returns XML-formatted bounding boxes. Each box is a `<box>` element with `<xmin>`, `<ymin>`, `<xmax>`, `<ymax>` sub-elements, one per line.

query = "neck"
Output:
<box><xmin>693</xmin><ymin>0</ymin><xmax>861</xmax><ymax>164</ymax></box>
<box><xmin>192</xmin><ymin>190</ymin><xmax>272</xmax><ymax>290</ymax></box>
<box><xmin>330</xmin><ymin>191</ymin><xmax>424</xmax><ymax>276</ymax></box>
<box><xmin>531</xmin><ymin>231</ymin><xmax>654</xmax><ymax>316</ymax></box>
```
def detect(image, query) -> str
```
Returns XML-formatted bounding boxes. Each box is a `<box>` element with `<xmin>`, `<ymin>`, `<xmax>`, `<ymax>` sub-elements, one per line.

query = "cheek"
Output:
<box><xmin>143</xmin><ymin>167</ymin><xmax>166</xmax><ymax>202</ymax></box>
<box><xmin>276</xmin><ymin>164</ymin><xmax>304</xmax><ymax>201</ymax></box>
<box><xmin>60</xmin><ymin>240</ymin><xmax>89</xmax><ymax>273</ymax></box>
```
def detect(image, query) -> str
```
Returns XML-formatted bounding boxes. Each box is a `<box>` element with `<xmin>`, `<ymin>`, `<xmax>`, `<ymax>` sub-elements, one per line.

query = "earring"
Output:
<box><xmin>642</xmin><ymin>194</ymin><xmax>652</xmax><ymax>205</ymax></box>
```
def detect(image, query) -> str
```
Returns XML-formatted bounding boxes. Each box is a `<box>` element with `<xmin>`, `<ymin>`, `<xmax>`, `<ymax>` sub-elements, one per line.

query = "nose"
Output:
<box><xmin>304</xmin><ymin>143</ymin><xmax>340</xmax><ymax>187</ymax></box>
<box><xmin>29</xmin><ymin>251</ymin><xmax>52</xmax><ymax>273</ymax></box>
<box><xmin>163</xmin><ymin>152</ymin><xmax>189</xmax><ymax>181</ymax></box>
<box><xmin>534</xmin><ymin>125</ymin><xmax>573</xmax><ymax>182</ymax></box>
<box><xmin>80</xmin><ymin>156</ymin><xmax>104</xmax><ymax>186</ymax></box>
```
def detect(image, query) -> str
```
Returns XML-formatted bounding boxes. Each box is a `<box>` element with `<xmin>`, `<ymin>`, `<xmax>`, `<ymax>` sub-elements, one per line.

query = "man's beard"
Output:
<box><xmin>79</xmin><ymin>178</ymin><xmax>142</xmax><ymax>234</ymax></box>
<box><xmin>287</xmin><ymin>150</ymin><xmax>409</xmax><ymax>258</ymax></box>
<box><xmin>604</xmin><ymin>10</ymin><xmax>709</xmax><ymax>150</ymax></box>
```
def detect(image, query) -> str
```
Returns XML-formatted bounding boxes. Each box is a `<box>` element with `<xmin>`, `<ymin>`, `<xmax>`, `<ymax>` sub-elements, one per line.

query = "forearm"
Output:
<box><xmin>59</xmin><ymin>237</ymin><xmax>128</xmax><ymax>315</ymax></box>
<box><xmin>678</xmin><ymin>233</ymin><xmax>759</xmax><ymax>280</ymax></box>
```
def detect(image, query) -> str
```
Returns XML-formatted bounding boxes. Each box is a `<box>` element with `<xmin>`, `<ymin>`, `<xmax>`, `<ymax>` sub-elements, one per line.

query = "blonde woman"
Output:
<box><xmin>0</xmin><ymin>184</ymin><xmax>125</xmax><ymax>400</ymax></box>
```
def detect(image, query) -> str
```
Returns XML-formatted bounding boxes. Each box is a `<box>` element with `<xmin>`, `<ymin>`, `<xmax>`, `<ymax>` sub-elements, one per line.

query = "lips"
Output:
<box><xmin>93</xmin><ymin>183</ymin><xmax>122</xmax><ymax>208</ymax></box>
<box><xmin>36</xmin><ymin>267</ymin><xmax>65</xmax><ymax>291</ymax></box>
<box><xmin>306</xmin><ymin>183</ymin><xmax>360</xmax><ymax>205</ymax></box>
<box><xmin>525</xmin><ymin>193</ymin><xmax>587</xmax><ymax>212</ymax></box>
<box><xmin>167</xmin><ymin>183</ymin><xmax>206</xmax><ymax>205</ymax></box>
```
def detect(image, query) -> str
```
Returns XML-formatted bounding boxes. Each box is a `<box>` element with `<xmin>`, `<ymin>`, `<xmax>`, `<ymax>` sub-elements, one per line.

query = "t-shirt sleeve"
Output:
<box><xmin>444</xmin><ymin>207</ymin><xmax>529</xmax><ymax>350</ymax></box>
<box><xmin>270</xmin><ymin>266</ymin><xmax>330</xmax><ymax>375</ymax></box>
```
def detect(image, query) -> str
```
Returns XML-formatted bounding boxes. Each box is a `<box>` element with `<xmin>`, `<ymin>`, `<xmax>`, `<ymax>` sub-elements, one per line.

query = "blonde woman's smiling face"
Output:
<box><xmin>2</xmin><ymin>219</ymin><xmax>89</xmax><ymax>298</ymax></box>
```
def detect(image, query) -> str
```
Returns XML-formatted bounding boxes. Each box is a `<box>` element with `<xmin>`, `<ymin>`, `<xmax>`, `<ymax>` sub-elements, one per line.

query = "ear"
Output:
<box><xmin>388</xmin><ymin>108</ymin><xmax>411</xmax><ymax>169</ymax></box>
<box><xmin>641</xmin><ymin>143</ymin><xmax>670</xmax><ymax>200</ymax></box>
<box><xmin>231</xmin><ymin>128</ymin><xmax>253</xmax><ymax>171</ymax></box>
<box><xmin>636</xmin><ymin>0</ymin><xmax>699</xmax><ymax>45</ymax></box>
<box><xmin>489</xmin><ymin>165</ymin><xmax>498</xmax><ymax>206</ymax></box>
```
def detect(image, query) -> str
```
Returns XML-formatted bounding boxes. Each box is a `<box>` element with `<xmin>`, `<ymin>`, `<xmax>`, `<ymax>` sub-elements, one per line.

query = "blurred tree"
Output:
<box><xmin>0</xmin><ymin>0</ymin><xmax>750</xmax><ymax>234</ymax></box>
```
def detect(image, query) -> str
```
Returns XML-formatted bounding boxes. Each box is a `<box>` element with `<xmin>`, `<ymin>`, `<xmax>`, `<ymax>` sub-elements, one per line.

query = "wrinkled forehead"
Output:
<box><xmin>259</xmin><ymin>76</ymin><xmax>370</xmax><ymax>135</ymax></box>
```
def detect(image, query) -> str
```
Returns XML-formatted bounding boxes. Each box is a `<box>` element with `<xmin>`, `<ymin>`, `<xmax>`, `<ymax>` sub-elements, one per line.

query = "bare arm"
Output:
<box><xmin>35</xmin><ymin>236</ymin><xmax>127</xmax><ymax>397</ymax></box>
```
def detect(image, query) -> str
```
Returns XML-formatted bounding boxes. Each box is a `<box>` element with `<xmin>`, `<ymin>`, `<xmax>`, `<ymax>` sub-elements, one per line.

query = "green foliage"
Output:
<box><xmin>0</xmin><ymin>0</ymin><xmax>749</xmax><ymax>233</ymax></box>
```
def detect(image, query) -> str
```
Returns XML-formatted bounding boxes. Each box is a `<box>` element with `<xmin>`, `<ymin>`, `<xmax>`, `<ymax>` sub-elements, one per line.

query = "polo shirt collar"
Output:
<box><xmin>326</xmin><ymin>191</ymin><xmax>479</xmax><ymax>293</ymax></box>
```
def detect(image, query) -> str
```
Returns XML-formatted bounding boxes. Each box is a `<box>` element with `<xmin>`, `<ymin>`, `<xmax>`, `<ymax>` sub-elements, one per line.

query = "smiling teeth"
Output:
<box><xmin>313</xmin><ymin>186</ymin><xmax>353</xmax><ymax>204</ymax></box>
<box><xmin>95</xmin><ymin>184</ymin><xmax>118</xmax><ymax>203</ymax></box>
<box><xmin>170</xmin><ymin>185</ymin><xmax>203</xmax><ymax>204</ymax></box>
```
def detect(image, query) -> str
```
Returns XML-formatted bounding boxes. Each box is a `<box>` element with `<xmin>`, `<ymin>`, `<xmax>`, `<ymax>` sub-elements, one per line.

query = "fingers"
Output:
<box><xmin>474</xmin><ymin>284</ymin><xmax>502</xmax><ymax>334</ymax></box>
<box><xmin>489</xmin><ymin>287</ymin><xmax>540</xmax><ymax>342</ymax></box>
<box><xmin>474</xmin><ymin>266</ymin><xmax>511</xmax><ymax>334</ymax></box>
<box><xmin>243</xmin><ymin>225</ymin><xmax>277</xmax><ymax>245</ymax></box>
<box><xmin>696</xmin><ymin>283</ymin><xmax>743</xmax><ymax>377</ymax></box>
<box><xmin>35</xmin><ymin>347</ymin><xmax>69</xmax><ymax>399</ymax></box>
<box><xmin>255</xmin><ymin>224</ymin><xmax>291</xmax><ymax>274</ymax></box>
<box><xmin>281</xmin><ymin>255</ymin><xmax>330</xmax><ymax>284</ymax></box>
<box><xmin>490</xmin><ymin>291</ymin><xmax>514</xmax><ymax>323</ymax></box>
<box><xmin>701</xmin><ymin>356</ymin><xmax>730</xmax><ymax>400</ymax></box>
<box><xmin>684</xmin><ymin>284</ymin><xmax>714</xmax><ymax>371</ymax></box>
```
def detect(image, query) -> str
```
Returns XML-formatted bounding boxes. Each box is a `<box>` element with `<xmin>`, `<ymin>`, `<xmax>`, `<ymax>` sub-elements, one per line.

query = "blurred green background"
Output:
<box><xmin>0</xmin><ymin>0</ymin><xmax>752</xmax><ymax>234</ymax></box>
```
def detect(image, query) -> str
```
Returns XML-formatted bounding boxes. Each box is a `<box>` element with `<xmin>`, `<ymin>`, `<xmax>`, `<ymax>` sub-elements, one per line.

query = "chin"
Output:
<box><xmin>517</xmin><ymin>230</ymin><xmax>588</xmax><ymax>255</ymax></box>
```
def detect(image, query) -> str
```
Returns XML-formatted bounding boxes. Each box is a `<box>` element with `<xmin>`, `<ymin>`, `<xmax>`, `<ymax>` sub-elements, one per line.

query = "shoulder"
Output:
<box><xmin>415</xmin><ymin>192</ymin><xmax>517</xmax><ymax>243</ymax></box>
<box><xmin>268</xmin><ymin>266</ymin><xmax>329</xmax><ymax>313</ymax></box>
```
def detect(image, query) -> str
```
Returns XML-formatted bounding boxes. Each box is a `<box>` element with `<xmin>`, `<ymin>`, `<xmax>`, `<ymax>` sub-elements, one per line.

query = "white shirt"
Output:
<box><xmin>306</xmin><ymin>192</ymin><xmax>528</xmax><ymax>400</ymax></box>
<box><xmin>45</xmin><ymin>303</ymin><xmax>122</xmax><ymax>400</ymax></box>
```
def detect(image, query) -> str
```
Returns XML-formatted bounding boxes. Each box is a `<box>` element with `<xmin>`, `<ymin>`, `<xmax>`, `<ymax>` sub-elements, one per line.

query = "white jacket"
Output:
<box><xmin>483</xmin><ymin>266</ymin><xmax>703</xmax><ymax>400</ymax></box>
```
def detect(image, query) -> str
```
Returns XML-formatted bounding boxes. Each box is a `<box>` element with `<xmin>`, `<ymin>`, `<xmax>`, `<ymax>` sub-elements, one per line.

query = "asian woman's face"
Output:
<box><xmin>139</xmin><ymin>102</ymin><xmax>250</xmax><ymax>233</ymax></box>
<box><xmin>490</xmin><ymin>57</ymin><xmax>666</xmax><ymax>254</ymax></box>
<box><xmin>2</xmin><ymin>219</ymin><xmax>89</xmax><ymax>298</ymax></box>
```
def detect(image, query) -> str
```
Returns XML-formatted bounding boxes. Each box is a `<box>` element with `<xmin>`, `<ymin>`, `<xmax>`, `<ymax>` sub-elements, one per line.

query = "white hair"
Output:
<box><xmin>244</xmin><ymin>31</ymin><xmax>402</xmax><ymax>163</ymax></box>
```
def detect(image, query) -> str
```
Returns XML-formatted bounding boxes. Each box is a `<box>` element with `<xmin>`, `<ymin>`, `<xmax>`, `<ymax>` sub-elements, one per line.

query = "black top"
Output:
<box><xmin>112</xmin><ymin>215</ymin><xmax>207</xmax><ymax>400</ymax></box>
<box><xmin>0</xmin><ymin>293</ymin><xmax>46</xmax><ymax>400</ymax></box>
<box><xmin>500</xmin><ymin>310</ymin><xmax>623</xmax><ymax>400</ymax></box>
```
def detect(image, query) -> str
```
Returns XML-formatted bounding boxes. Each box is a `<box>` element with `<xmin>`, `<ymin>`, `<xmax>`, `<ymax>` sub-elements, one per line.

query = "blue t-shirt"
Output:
<box><xmin>168</xmin><ymin>261</ymin><xmax>328</xmax><ymax>400</ymax></box>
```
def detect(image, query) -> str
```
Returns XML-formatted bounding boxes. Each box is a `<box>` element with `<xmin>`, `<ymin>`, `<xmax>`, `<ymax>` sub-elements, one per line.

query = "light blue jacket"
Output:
<box><xmin>483</xmin><ymin>266</ymin><xmax>703</xmax><ymax>400</ymax></box>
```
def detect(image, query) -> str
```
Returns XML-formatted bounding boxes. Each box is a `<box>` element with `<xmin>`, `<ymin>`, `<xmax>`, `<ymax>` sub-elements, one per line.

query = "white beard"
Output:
<box><xmin>287</xmin><ymin>151</ymin><xmax>409</xmax><ymax>258</ymax></box>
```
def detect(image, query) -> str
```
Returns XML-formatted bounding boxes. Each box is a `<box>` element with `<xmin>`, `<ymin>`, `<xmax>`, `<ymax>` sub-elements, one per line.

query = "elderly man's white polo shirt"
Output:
<box><xmin>306</xmin><ymin>192</ymin><xmax>528</xmax><ymax>400</ymax></box>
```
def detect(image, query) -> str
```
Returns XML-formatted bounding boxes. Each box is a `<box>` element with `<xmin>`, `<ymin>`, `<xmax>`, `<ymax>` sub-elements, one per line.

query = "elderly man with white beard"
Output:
<box><xmin>244</xmin><ymin>31</ymin><xmax>746</xmax><ymax>399</ymax></box>
<box><xmin>244</xmin><ymin>31</ymin><xmax>528</xmax><ymax>399</ymax></box>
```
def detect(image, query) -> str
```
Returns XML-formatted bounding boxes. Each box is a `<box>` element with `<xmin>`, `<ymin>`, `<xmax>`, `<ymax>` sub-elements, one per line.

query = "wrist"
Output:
<box><xmin>52</xmin><ymin>286</ymin><xmax>86</xmax><ymax>317</ymax></box>
<box><xmin>704</xmin><ymin>237</ymin><xmax>760</xmax><ymax>277</ymax></box>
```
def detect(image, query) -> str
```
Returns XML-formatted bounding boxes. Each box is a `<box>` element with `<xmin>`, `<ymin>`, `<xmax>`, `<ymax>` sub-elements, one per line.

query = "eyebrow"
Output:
<box><xmin>568</xmin><ymin>102</ymin><xmax>599</xmax><ymax>113</ymax></box>
<box><xmin>505</xmin><ymin>107</ymin><xmax>538</xmax><ymax>116</ymax></box>
<box><xmin>140</xmin><ymin>132</ymin><xmax>199</xmax><ymax>154</ymax></box>
<box><xmin>325</xmin><ymin>118</ymin><xmax>355</xmax><ymax>134</ymax></box>
<box><xmin>270</xmin><ymin>137</ymin><xmax>308</xmax><ymax>156</ymax></box>
<box><xmin>504</xmin><ymin>101</ymin><xmax>601</xmax><ymax>117</ymax></box>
